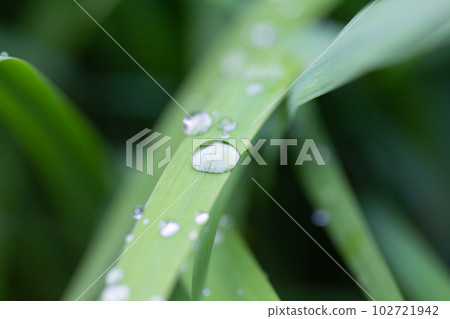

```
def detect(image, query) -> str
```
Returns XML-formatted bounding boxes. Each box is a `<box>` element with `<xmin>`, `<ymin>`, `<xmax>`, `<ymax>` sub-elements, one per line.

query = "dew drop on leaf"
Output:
<box><xmin>133</xmin><ymin>205</ymin><xmax>143</xmax><ymax>220</ymax></box>
<box><xmin>183</xmin><ymin>111</ymin><xmax>213</xmax><ymax>136</ymax></box>
<box><xmin>246</xmin><ymin>82</ymin><xmax>264</xmax><ymax>96</ymax></box>
<box><xmin>202</xmin><ymin>288</ymin><xmax>211</xmax><ymax>297</ymax></box>
<box><xmin>124</xmin><ymin>233</ymin><xmax>134</xmax><ymax>243</ymax></box>
<box><xmin>195</xmin><ymin>212</ymin><xmax>210</xmax><ymax>225</ymax></box>
<box><xmin>159</xmin><ymin>220</ymin><xmax>180</xmax><ymax>237</ymax></box>
<box><xmin>218</xmin><ymin>117</ymin><xmax>237</xmax><ymax>132</ymax></box>
<box><xmin>0</xmin><ymin>51</ymin><xmax>9</xmax><ymax>57</ymax></box>
<box><xmin>105</xmin><ymin>268</ymin><xmax>124</xmax><ymax>285</ymax></box>
<box><xmin>311</xmin><ymin>210</ymin><xmax>331</xmax><ymax>227</ymax></box>
<box><xmin>192</xmin><ymin>141</ymin><xmax>240</xmax><ymax>174</ymax></box>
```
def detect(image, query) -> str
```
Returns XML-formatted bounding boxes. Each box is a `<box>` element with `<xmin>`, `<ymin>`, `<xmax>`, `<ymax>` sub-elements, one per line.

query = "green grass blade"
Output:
<box><xmin>365</xmin><ymin>194</ymin><xmax>450</xmax><ymax>300</ymax></box>
<box><xmin>108</xmin><ymin>1</ymin><xmax>341</xmax><ymax>300</ymax></box>
<box><xmin>291</xmin><ymin>103</ymin><xmax>403</xmax><ymax>300</ymax></box>
<box><xmin>0</xmin><ymin>57</ymin><xmax>111</xmax><ymax>248</ymax></box>
<box><xmin>289</xmin><ymin>0</ymin><xmax>450</xmax><ymax>109</ymax></box>
<box><xmin>183</xmin><ymin>228</ymin><xmax>279</xmax><ymax>301</ymax></box>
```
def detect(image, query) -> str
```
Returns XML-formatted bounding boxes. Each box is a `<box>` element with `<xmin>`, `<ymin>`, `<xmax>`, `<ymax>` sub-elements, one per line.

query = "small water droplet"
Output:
<box><xmin>220</xmin><ymin>50</ymin><xmax>245</xmax><ymax>77</ymax></box>
<box><xmin>133</xmin><ymin>205</ymin><xmax>144</xmax><ymax>220</ymax></box>
<box><xmin>195</xmin><ymin>212</ymin><xmax>210</xmax><ymax>225</ymax></box>
<box><xmin>246</xmin><ymin>83</ymin><xmax>264</xmax><ymax>96</ymax></box>
<box><xmin>249</xmin><ymin>23</ymin><xmax>276</xmax><ymax>49</ymax></box>
<box><xmin>0</xmin><ymin>51</ymin><xmax>9</xmax><ymax>57</ymax></box>
<box><xmin>149</xmin><ymin>295</ymin><xmax>166</xmax><ymax>301</ymax></box>
<box><xmin>236</xmin><ymin>288</ymin><xmax>244</xmax><ymax>296</ymax></box>
<box><xmin>101</xmin><ymin>284</ymin><xmax>130</xmax><ymax>301</ymax></box>
<box><xmin>142</xmin><ymin>218</ymin><xmax>149</xmax><ymax>225</ymax></box>
<box><xmin>105</xmin><ymin>268</ymin><xmax>124</xmax><ymax>285</ymax></box>
<box><xmin>220</xmin><ymin>133</ymin><xmax>230</xmax><ymax>139</ymax></box>
<box><xmin>202</xmin><ymin>288</ymin><xmax>211</xmax><ymax>297</ymax></box>
<box><xmin>159</xmin><ymin>220</ymin><xmax>180</xmax><ymax>237</ymax></box>
<box><xmin>212</xmin><ymin>110</ymin><xmax>220</xmax><ymax>117</ymax></box>
<box><xmin>183</xmin><ymin>112</ymin><xmax>213</xmax><ymax>136</ymax></box>
<box><xmin>124</xmin><ymin>233</ymin><xmax>134</xmax><ymax>243</ymax></box>
<box><xmin>192</xmin><ymin>141</ymin><xmax>240</xmax><ymax>174</ymax></box>
<box><xmin>218</xmin><ymin>117</ymin><xmax>236</xmax><ymax>132</ymax></box>
<box><xmin>311</xmin><ymin>210</ymin><xmax>330</xmax><ymax>227</ymax></box>
<box><xmin>188</xmin><ymin>230</ymin><xmax>199</xmax><ymax>240</ymax></box>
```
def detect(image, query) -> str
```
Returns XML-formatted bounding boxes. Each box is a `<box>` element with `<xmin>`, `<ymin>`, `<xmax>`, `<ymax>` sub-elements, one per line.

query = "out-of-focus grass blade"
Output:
<box><xmin>365</xmin><ymin>194</ymin><xmax>450</xmax><ymax>300</ymax></box>
<box><xmin>289</xmin><ymin>0</ymin><xmax>450</xmax><ymax>109</ymax></box>
<box><xmin>0</xmin><ymin>57</ymin><xmax>111</xmax><ymax>248</ymax></box>
<box><xmin>183</xmin><ymin>228</ymin><xmax>279</xmax><ymax>301</ymax></box>
<box><xmin>291</xmin><ymin>104</ymin><xmax>403</xmax><ymax>300</ymax></box>
<box><xmin>107</xmin><ymin>1</ymin><xmax>341</xmax><ymax>300</ymax></box>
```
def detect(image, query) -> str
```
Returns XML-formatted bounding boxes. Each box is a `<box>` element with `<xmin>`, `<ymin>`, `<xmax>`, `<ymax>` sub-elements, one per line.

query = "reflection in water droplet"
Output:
<box><xmin>149</xmin><ymin>295</ymin><xmax>166</xmax><ymax>301</ymax></box>
<box><xmin>133</xmin><ymin>205</ymin><xmax>144</xmax><ymax>220</ymax></box>
<box><xmin>218</xmin><ymin>118</ymin><xmax>236</xmax><ymax>132</ymax></box>
<box><xmin>101</xmin><ymin>284</ymin><xmax>130</xmax><ymax>301</ymax></box>
<box><xmin>105</xmin><ymin>268</ymin><xmax>124</xmax><ymax>285</ymax></box>
<box><xmin>311</xmin><ymin>210</ymin><xmax>330</xmax><ymax>227</ymax></box>
<box><xmin>195</xmin><ymin>212</ymin><xmax>210</xmax><ymax>225</ymax></box>
<box><xmin>249</xmin><ymin>23</ymin><xmax>276</xmax><ymax>48</ymax></box>
<box><xmin>125</xmin><ymin>234</ymin><xmax>134</xmax><ymax>243</ymax></box>
<box><xmin>192</xmin><ymin>141</ymin><xmax>240</xmax><ymax>174</ymax></box>
<box><xmin>220</xmin><ymin>133</ymin><xmax>230</xmax><ymax>139</ymax></box>
<box><xmin>183</xmin><ymin>112</ymin><xmax>213</xmax><ymax>136</ymax></box>
<box><xmin>202</xmin><ymin>288</ymin><xmax>211</xmax><ymax>297</ymax></box>
<box><xmin>246</xmin><ymin>83</ymin><xmax>264</xmax><ymax>96</ymax></box>
<box><xmin>0</xmin><ymin>51</ymin><xmax>9</xmax><ymax>57</ymax></box>
<box><xmin>159</xmin><ymin>220</ymin><xmax>180</xmax><ymax>237</ymax></box>
<box><xmin>236</xmin><ymin>288</ymin><xmax>244</xmax><ymax>296</ymax></box>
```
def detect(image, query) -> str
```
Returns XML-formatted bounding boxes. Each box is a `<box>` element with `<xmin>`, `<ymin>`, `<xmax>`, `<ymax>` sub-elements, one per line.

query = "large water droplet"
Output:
<box><xmin>183</xmin><ymin>112</ymin><xmax>213</xmax><ymax>136</ymax></box>
<box><xmin>159</xmin><ymin>220</ymin><xmax>180</xmax><ymax>237</ymax></box>
<box><xmin>249</xmin><ymin>23</ymin><xmax>276</xmax><ymax>49</ymax></box>
<box><xmin>202</xmin><ymin>288</ymin><xmax>211</xmax><ymax>297</ymax></box>
<box><xmin>246</xmin><ymin>83</ymin><xmax>264</xmax><ymax>96</ymax></box>
<box><xmin>101</xmin><ymin>284</ymin><xmax>130</xmax><ymax>301</ymax></box>
<box><xmin>311</xmin><ymin>210</ymin><xmax>330</xmax><ymax>227</ymax></box>
<box><xmin>105</xmin><ymin>268</ymin><xmax>124</xmax><ymax>285</ymax></box>
<box><xmin>195</xmin><ymin>212</ymin><xmax>210</xmax><ymax>225</ymax></box>
<box><xmin>133</xmin><ymin>205</ymin><xmax>143</xmax><ymax>220</ymax></box>
<box><xmin>192</xmin><ymin>141</ymin><xmax>240</xmax><ymax>174</ymax></box>
<box><xmin>0</xmin><ymin>51</ymin><xmax>9</xmax><ymax>57</ymax></box>
<box><xmin>218</xmin><ymin>118</ymin><xmax>236</xmax><ymax>132</ymax></box>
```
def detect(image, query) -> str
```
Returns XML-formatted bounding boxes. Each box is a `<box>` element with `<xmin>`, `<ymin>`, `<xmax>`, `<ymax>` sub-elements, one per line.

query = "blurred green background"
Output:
<box><xmin>0</xmin><ymin>0</ymin><xmax>449</xmax><ymax>300</ymax></box>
